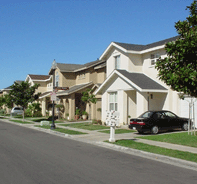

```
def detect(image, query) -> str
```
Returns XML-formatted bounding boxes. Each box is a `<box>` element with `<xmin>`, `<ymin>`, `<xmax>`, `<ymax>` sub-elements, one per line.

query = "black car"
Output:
<box><xmin>129</xmin><ymin>110</ymin><xmax>189</xmax><ymax>134</ymax></box>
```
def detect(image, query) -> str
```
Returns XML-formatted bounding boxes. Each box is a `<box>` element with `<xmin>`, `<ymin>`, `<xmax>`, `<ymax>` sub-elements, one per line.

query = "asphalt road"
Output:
<box><xmin>0</xmin><ymin>120</ymin><xmax>197</xmax><ymax>184</ymax></box>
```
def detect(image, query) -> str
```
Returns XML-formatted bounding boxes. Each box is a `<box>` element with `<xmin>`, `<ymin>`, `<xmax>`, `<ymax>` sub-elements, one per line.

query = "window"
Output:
<box><xmin>115</xmin><ymin>55</ymin><xmax>120</xmax><ymax>69</ymax></box>
<box><xmin>109</xmin><ymin>92</ymin><xmax>118</xmax><ymax>111</ymax></box>
<box><xmin>55</xmin><ymin>72</ymin><xmax>59</xmax><ymax>87</ymax></box>
<box><xmin>164</xmin><ymin>111</ymin><xmax>177</xmax><ymax>118</ymax></box>
<box><xmin>151</xmin><ymin>54</ymin><xmax>160</xmax><ymax>65</ymax></box>
<box><xmin>78</xmin><ymin>72</ymin><xmax>86</xmax><ymax>80</ymax></box>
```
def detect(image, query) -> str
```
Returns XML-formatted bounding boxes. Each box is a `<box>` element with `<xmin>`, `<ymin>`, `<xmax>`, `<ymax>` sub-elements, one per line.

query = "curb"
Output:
<box><xmin>2</xmin><ymin>118</ymin><xmax>197</xmax><ymax>171</ymax></box>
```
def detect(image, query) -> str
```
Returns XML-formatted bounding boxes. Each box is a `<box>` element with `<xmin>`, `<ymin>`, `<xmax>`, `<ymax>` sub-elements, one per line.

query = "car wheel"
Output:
<box><xmin>182</xmin><ymin>122</ymin><xmax>188</xmax><ymax>131</ymax></box>
<box><xmin>151</xmin><ymin>126</ymin><xmax>159</xmax><ymax>134</ymax></box>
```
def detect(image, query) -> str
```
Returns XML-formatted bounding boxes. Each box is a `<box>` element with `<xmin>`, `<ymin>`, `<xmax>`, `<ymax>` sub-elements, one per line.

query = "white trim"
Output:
<box><xmin>25</xmin><ymin>75</ymin><xmax>52</xmax><ymax>82</ymax></box>
<box><xmin>99</xmin><ymin>42</ymin><xmax>166</xmax><ymax>60</ymax></box>
<box><xmin>39</xmin><ymin>91</ymin><xmax>52</xmax><ymax>99</ymax></box>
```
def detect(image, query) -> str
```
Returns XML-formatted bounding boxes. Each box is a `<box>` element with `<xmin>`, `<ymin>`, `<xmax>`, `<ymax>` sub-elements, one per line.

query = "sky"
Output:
<box><xmin>0</xmin><ymin>0</ymin><xmax>193</xmax><ymax>89</ymax></box>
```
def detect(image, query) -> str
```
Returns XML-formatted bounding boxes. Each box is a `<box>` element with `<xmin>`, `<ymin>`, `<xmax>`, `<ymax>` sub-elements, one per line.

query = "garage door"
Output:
<box><xmin>180</xmin><ymin>97</ymin><xmax>197</xmax><ymax>128</ymax></box>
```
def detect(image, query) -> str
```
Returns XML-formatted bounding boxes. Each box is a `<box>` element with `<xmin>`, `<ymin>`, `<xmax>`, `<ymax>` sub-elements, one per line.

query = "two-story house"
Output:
<box><xmin>48</xmin><ymin>59</ymin><xmax>106</xmax><ymax>120</ymax></box>
<box><xmin>95</xmin><ymin>36</ymin><xmax>197</xmax><ymax>127</ymax></box>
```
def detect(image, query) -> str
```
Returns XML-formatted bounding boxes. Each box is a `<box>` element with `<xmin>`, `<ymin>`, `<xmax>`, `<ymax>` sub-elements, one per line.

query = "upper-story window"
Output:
<box><xmin>55</xmin><ymin>72</ymin><xmax>59</xmax><ymax>87</ymax></box>
<box><xmin>115</xmin><ymin>55</ymin><xmax>120</xmax><ymax>69</ymax></box>
<box><xmin>151</xmin><ymin>54</ymin><xmax>160</xmax><ymax>65</ymax></box>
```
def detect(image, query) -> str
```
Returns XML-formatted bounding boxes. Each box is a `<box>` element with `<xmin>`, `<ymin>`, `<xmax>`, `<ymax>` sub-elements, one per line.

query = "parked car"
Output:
<box><xmin>11</xmin><ymin>107</ymin><xmax>24</xmax><ymax>116</ymax></box>
<box><xmin>129</xmin><ymin>110</ymin><xmax>189</xmax><ymax>134</ymax></box>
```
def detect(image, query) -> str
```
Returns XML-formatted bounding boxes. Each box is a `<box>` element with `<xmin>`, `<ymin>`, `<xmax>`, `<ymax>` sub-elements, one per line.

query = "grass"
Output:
<box><xmin>35</xmin><ymin>125</ymin><xmax>87</xmax><ymax>135</ymax></box>
<box><xmin>99</xmin><ymin>129</ymin><xmax>136</xmax><ymax>134</ymax></box>
<box><xmin>109</xmin><ymin>139</ymin><xmax>197</xmax><ymax>163</ymax></box>
<box><xmin>9</xmin><ymin>119</ymin><xmax>34</xmax><ymax>124</ymax></box>
<box><xmin>139</xmin><ymin>132</ymin><xmax>197</xmax><ymax>148</ymax></box>
<box><xmin>61</xmin><ymin>122</ymin><xmax>110</xmax><ymax>131</ymax></box>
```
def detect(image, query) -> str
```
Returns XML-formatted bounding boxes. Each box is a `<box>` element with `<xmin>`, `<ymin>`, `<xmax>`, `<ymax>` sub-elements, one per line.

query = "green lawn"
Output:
<box><xmin>9</xmin><ymin>119</ymin><xmax>34</xmax><ymax>124</ymax></box>
<box><xmin>139</xmin><ymin>132</ymin><xmax>197</xmax><ymax>148</ymax></box>
<box><xmin>110</xmin><ymin>139</ymin><xmax>197</xmax><ymax>163</ymax></box>
<box><xmin>35</xmin><ymin>125</ymin><xmax>87</xmax><ymax>135</ymax></box>
<box><xmin>99</xmin><ymin>129</ymin><xmax>136</xmax><ymax>134</ymax></box>
<box><xmin>61</xmin><ymin>122</ymin><xmax>110</xmax><ymax>131</ymax></box>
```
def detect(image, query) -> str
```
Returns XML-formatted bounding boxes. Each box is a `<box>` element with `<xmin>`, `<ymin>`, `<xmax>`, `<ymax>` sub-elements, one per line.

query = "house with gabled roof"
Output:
<box><xmin>25</xmin><ymin>74</ymin><xmax>52</xmax><ymax>116</ymax></box>
<box><xmin>46</xmin><ymin>59</ymin><xmax>106</xmax><ymax>120</ymax></box>
<box><xmin>95</xmin><ymin>36</ymin><xmax>197</xmax><ymax>127</ymax></box>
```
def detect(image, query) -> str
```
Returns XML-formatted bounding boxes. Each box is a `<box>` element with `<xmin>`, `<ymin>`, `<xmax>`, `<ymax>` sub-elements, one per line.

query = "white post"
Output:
<box><xmin>109</xmin><ymin>125</ymin><xmax>116</xmax><ymax>142</ymax></box>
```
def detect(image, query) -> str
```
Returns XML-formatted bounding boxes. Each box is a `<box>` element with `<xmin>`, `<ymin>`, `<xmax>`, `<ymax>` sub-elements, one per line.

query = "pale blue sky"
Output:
<box><xmin>0</xmin><ymin>0</ymin><xmax>192</xmax><ymax>89</ymax></box>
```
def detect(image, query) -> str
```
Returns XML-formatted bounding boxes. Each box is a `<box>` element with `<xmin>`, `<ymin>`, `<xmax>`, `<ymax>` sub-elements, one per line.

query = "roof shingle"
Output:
<box><xmin>114</xmin><ymin>36</ymin><xmax>179</xmax><ymax>51</ymax></box>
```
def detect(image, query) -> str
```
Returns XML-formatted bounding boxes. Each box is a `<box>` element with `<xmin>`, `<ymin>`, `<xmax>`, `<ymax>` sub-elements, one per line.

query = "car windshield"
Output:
<box><xmin>138</xmin><ymin>111</ymin><xmax>153</xmax><ymax>118</ymax></box>
<box><xmin>14</xmin><ymin>107</ymin><xmax>21</xmax><ymax>110</ymax></box>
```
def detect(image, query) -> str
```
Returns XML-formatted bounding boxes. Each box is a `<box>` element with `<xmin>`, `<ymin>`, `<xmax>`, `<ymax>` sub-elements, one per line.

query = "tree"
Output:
<box><xmin>0</xmin><ymin>94</ymin><xmax>13</xmax><ymax>115</ymax></box>
<box><xmin>3</xmin><ymin>94</ymin><xmax>13</xmax><ymax>109</ymax></box>
<box><xmin>155</xmin><ymin>0</ymin><xmax>197</xmax><ymax>98</ymax></box>
<box><xmin>81</xmin><ymin>88</ymin><xmax>97</xmax><ymax>119</ymax></box>
<box><xmin>0</xmin><ymin>96</ymin><xmax>5</xmax><ymax>109</ymax></box>
<box><xmin>9</xmin><ymin>81</ymin><xmax>40</xmax><ymax>120</ymax></box>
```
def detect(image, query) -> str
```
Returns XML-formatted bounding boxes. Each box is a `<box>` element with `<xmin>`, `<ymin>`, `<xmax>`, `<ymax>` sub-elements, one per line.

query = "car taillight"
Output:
<box><xmin>138</xmin><ymin>122</ymin><xmax>145</xmax><ymax>125</ymax></box>
<box><xmin>130</xmin><ymin>121</ymin><xmax>145</xmax><ymax>125</ymax></box>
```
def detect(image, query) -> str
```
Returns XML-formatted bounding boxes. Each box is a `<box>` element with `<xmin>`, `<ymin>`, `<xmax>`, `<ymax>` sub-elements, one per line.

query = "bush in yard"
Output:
<box><xmin>0</xmin><ymin>109</ymin><xmax>6</xmax><ymax>115</ymax></box>
<box><xmin>33</xmin><ymin>111</ymin><xmax>42</xmax><ymax>117</ymax></box>
<box><xmin>24</xmin><ymin>108</ymin><xmax>32</xmax><ymax>117</ymax></box>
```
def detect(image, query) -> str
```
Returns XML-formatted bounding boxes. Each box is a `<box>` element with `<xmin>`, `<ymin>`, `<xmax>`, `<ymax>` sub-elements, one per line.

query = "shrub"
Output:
<box><xmin>24</xmin><ymin>109</ymin><xmax>32</xmax><ymax>117</ymax></box>
<box><xmin>82</xmin><ymin>111</ymin><xmax>88</xmax><ymax>115</ymax></box>
<box><xmin>33</xmin><ymin>111</ymin><xmax>42</xmax><ymax>117</ymax></box>
<box><xmin>92</xmin><ymin>119</ymin><xmax>98</xmax><ymax>124</ymax></box>
<box><xmin>75</xmin><ymin>109</ymin><xmax>81</xmax><ymax>115</ymax></box>
<box><xmin>0</xmin><ymin>109</ymin><xmax>6</xmax><ymax>115</ymax></box>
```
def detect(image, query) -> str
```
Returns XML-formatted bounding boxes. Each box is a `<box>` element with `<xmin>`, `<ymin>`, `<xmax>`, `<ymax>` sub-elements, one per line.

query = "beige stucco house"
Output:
<box><xmin>25</xmin><ymin>74</ymin><xmax>52</xmax><ymax>116</ymax></box>
<box><xmin>43</xmin><ymin>59</ymin><xmax>106</xmax><ymax>120</ymax></box>
<box><xmin>95</xmin><ymin>36</ymin><xmax>197</xmax><ymax>127</ymax></box>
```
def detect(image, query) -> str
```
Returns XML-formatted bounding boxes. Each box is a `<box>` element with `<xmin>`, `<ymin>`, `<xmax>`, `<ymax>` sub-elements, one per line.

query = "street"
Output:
<box><xmin>0</xmin><ymin>120</ymin><xmax>197</xmax><ymax>184</ymax></box>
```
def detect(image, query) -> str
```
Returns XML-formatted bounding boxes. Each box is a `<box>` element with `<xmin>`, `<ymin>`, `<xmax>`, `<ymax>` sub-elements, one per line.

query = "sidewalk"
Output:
<box><xmin>2</xmin><ymin>116</ymin><xmax>197</xmax><ymax>154</ymax></box>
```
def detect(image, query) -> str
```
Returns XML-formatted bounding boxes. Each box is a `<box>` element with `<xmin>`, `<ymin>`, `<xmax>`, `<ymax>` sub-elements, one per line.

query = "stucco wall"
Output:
<box><xmin>62</xmin><ymin>72</ymin><xmax>76</xmax><ymax>87</ymax></box>
<box><xmin>96</xmin><ymin>68</ymin><xmax>106</xmax><ymax>83</ymax></box>
<box><xmin>127</xmin><ymin>53</ymin><xmax>143</xmax><ymax>72</ymax></box>
<box><xmin>34</xmin><ymin>82</ymin><xmax>47</xmax><ymax>93</ymax></box>
<box><xmin>106</xmin><ymin>48</ymin><xmax>128</xmax><ymax>77</ymax></box>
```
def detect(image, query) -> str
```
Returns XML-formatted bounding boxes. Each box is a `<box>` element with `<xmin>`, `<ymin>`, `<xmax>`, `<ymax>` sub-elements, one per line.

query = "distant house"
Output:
<box><xmin>25</xmin><ymin>74</ymin><xmax>52</xmax><ymax>116</ymax></box>
<box><xmin>45</xmin><ymin>59</ymin><xmax>106</xmax><ymax>120</ymax></box>
<box><xmin>0</xmin><ymin>80</ymin><xmax>23</xmax><ymax>113</ymax></box>
<box><xmin>95</xmin><ymin>36</ymin><xmax>197</xmax><ymax>127</ymax></box>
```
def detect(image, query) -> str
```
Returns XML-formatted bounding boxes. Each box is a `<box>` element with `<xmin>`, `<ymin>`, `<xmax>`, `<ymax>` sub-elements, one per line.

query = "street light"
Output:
<box><xmin>51</xmin><ymin>59</ymin><xmax>57</xmax><ymax>129</ymax></box>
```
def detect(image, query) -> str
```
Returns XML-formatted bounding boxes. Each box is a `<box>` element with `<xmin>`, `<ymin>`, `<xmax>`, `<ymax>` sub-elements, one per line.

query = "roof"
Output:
<box><xmin>113</xmin><ymin>36</ymin><xmax>179</xmax><ymax>51</ymax></box>
<box><xmin>95</xmin><ymin>70</ymin><xmax>167</xmax><ymax>94</ymax></box>
<box><xmin>56</xmin><ymin>82</ymin><xmax>93</xmax><ymax>96</ymax></box>
<box><xmin>1</xmin><ymin>80</ymin><xmax>23</xmax><ymax>91</ymax></box>
<box><xmin>28</xmin><ymin>74</ymin><xmax>51</xmax><ymax>81</ymax></box>
<box><xmin>57</xmin><ymin>63</ymin><xmax>82</xmax><ymax>72</ymax></box>
<box><xmin>49</xmin><ymin>60</ymin><xmax>106</xmax><ymax>74</ymax></box>
<box><xmin>100</xmin><ymin>36</ymin><xmax>179</xmax><ymax>60</ymax></box>
<box><xmin>117</xmin><ymin>70</ymin><xmax>167</xmax><ymax>91</ymax></box>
